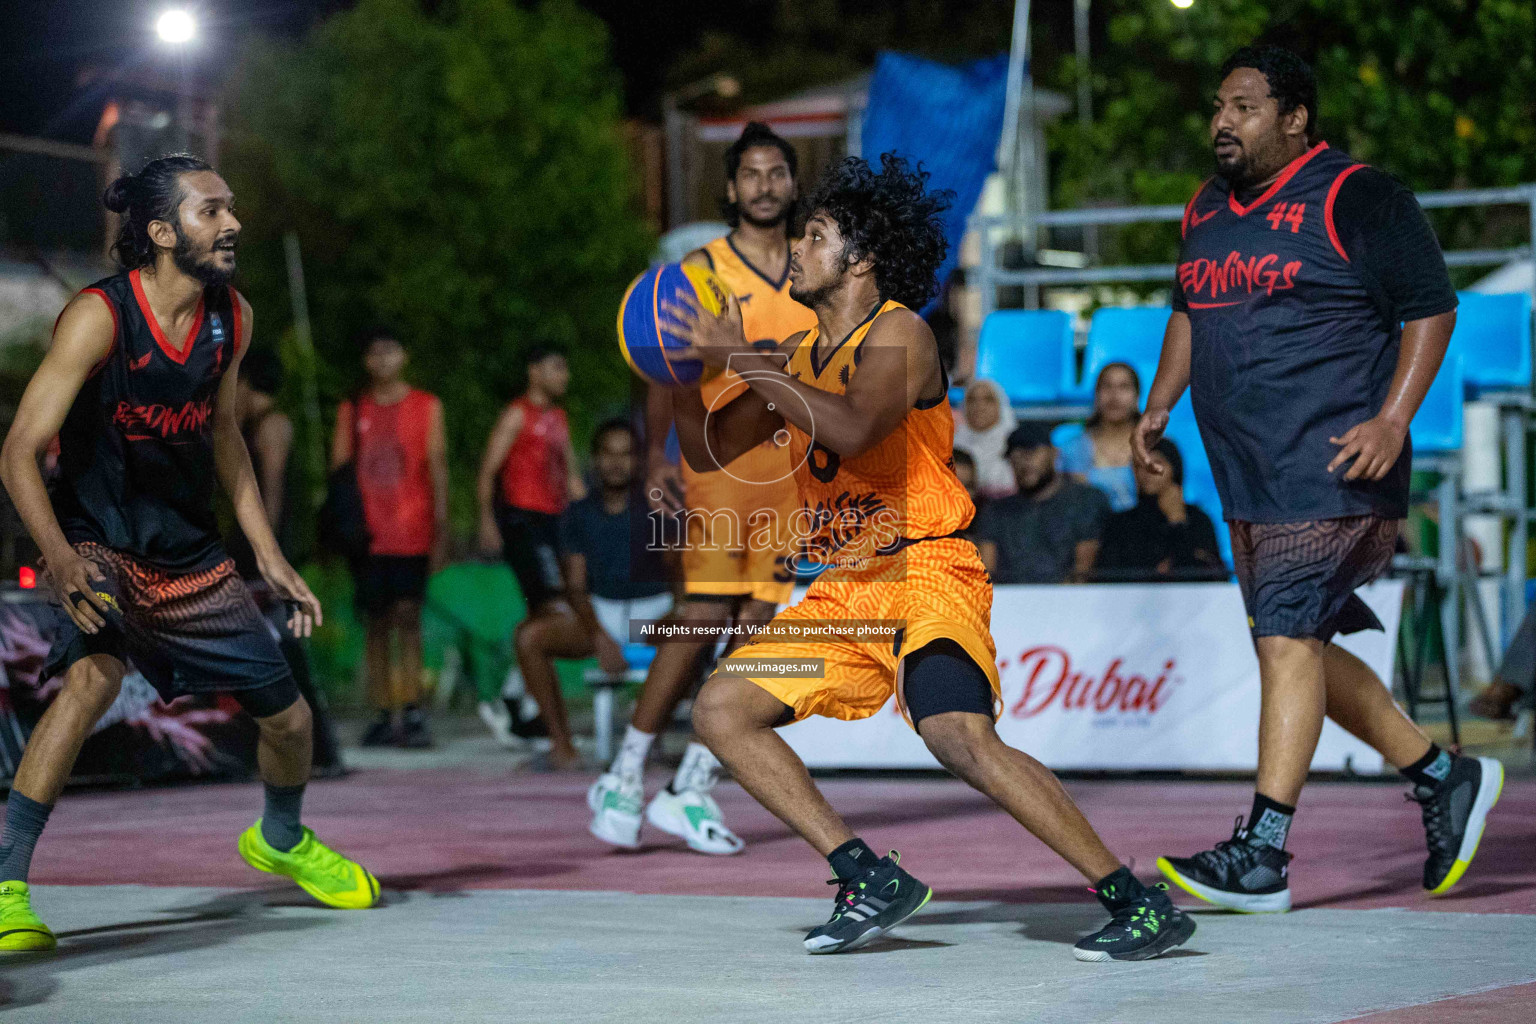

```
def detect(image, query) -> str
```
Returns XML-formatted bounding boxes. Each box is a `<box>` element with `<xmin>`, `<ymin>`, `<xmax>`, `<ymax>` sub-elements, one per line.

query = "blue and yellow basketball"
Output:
<box><xmin>617</xmin><ymin>262</ymin><xmax>729</xmax><ymax>386</ymax></box>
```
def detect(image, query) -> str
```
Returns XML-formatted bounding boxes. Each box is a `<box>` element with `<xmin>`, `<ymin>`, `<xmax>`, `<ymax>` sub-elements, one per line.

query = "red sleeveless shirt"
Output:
<box><xmin>341</xmin><ymin>388</ymin><xmax>439</xmax><ymax>556</ymax></box>
<box><xmin>498</xmin><ymin>396</ymin><xmax>569</xmax><ymax>515</ymax></box>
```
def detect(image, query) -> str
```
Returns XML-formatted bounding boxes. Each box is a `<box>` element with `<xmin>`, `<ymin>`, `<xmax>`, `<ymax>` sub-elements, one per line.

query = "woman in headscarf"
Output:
<box><xmin>954</xmin><ymin>379</ymin><xmax>1017</xmax><ymax>499</ymax></box>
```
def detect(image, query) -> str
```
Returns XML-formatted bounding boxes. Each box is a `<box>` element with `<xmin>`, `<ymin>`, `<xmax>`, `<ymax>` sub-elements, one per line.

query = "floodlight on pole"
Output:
<box><xmin>1171</xmin><ymin>0</ymin><xmax>1195</xmax><ymax>9</ymax></box>
<box><xmin>156</xmin><ymin>9</ymin><xmax>197</xmax><ymax>45</ymax></box>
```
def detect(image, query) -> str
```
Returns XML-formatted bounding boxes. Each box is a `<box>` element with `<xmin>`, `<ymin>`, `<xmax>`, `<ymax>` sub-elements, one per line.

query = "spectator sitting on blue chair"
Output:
<box><xmin>1094</xmin><ymin>438</ymin><xmax>1227</xmax><ymax>583</ymax></box>
<box><xmin>954</xmin><ymin>379</ymin><xmax>1017</xmax><ymax>500</ymax></box>
<box><xmin>1060</xmin><ymin>361</ymin><xmax>1140</xmax><ymax>512</ymax></box>
<box><xmin>513</xmin><ymin>420</ymin><xmax>674</xmax><ymax>769</ymax></box>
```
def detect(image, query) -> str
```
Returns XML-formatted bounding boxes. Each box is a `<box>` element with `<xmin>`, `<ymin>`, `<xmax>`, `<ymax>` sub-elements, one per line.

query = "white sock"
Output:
<box><xmin>671</xmin><ymin>741</ymin><xmax>722</xmax><ymax>794</ymax></box>
<box><xmin>610</xmin><ymin>726</ymin><xmax>655</xmax><ymax>784</ymax></box>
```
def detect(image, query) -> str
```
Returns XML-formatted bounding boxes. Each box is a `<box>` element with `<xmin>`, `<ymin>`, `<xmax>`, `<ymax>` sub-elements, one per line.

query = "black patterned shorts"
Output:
<box><xmin>43</xmin><ymin>543</ymin><xmax>297</xmax><ymax>715</ymax></box>
<box><xmin>1229</xmin><ymin>516</ymin><xmax>1399</xmax><ymax>643</ymax></box>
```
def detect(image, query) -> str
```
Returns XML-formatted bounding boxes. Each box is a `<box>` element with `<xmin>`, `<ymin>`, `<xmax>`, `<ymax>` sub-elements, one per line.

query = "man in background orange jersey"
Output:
<box><xmin>588</xmin><ymin>124</ymin><xmax>814</xmax><ymax>856</ymax></box>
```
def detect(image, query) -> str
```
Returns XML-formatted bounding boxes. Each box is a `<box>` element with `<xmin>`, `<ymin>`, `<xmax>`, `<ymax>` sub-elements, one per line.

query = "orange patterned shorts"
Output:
<box><xmin>719</xmin><ymin>536</ymin><xmax>999</xmax><ymax>724</ymax></box>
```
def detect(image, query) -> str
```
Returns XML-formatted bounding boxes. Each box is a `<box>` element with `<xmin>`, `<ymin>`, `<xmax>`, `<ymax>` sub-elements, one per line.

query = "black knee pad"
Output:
<box><xmin>902</xmin><ymin>639</ymin><xmax>994</xmax><ymax>725</ymax></box>
<box><xmin>234</xmin><ymin>676</ymin><xmax>303</xmax><ymax>719</ymax></box>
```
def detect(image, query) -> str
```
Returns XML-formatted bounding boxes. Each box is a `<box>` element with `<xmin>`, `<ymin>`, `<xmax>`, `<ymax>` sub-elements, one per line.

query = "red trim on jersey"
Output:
<box><xmin>1181</xmin><ymin>180</ymin><xmax>1211</xmax><ymax>239</ymax></box>
<box><xmin>1226</xmin><ymin>141</ymin><xmax>1330</xmax><ymax>218</ymax></box>
<box><xmin>228</xmin><ymin>286</ymin><xmax>245</xmax><ymax>355</ymax></box>
<box><xmin>66</xmin><ymin>288</ymin><xmax>119</xmax><ymax>379</ymax></box>
<box><xmin>1324</xmin><ymin>163</ymin><xmax>1369</xmax><ymax>262</ymax></box>
<box><xmin>130</xmin><ymin>268</ymin><xmax>205</xmax><ymax>365</ymax></box>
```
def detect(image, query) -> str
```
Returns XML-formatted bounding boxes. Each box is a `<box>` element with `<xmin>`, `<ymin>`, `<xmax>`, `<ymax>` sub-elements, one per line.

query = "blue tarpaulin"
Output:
<box><xmin>860</xmin><ymin>52</ymin><xmax>1009</xmax><ymax>315</ymax></box>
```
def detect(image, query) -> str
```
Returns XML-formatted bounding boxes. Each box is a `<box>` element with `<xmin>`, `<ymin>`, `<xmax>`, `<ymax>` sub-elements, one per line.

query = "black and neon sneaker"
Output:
<box><xmin>1073</xmin><ymin>876</ymin><xmax>1195</xmax><ymax>962</ymax></box>
<box><xmin>1157</xmin><ymin>818</ymin><xmax>1292</xmax><ymax>913</ymax></box>
<box><xmin>1415</xmin><ymin>754</ymin><xmax>1504</xmax><ymax>895</ymax></box>
<box><xmin>803</xmin><ymin>851</ymin><xmax>932</xmax><ymax>954</ymax></box>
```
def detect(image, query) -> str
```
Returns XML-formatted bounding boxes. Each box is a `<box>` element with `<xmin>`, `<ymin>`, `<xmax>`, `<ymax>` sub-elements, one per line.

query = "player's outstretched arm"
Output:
<box><xmin>0</xmin><ymin>293</ymin><xmax>117</xmax><ymax>633</ymax></box>
<box><xmin>213</xmin><ymin>295</ymin><xmax>322</xmax><ymax>634</ymax></box>
<box><xmin>1135</xmin><ymin>311</ymin><xmax>1192</xmax><ymax>472</ymax></box>
<box><xmin>664</xmin><ymin>288</ymin><xmax>937</xmax><ymax>460</ymax></box>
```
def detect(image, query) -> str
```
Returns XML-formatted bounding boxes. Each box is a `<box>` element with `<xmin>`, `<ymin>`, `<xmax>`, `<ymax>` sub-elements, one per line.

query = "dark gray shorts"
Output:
<box><xmin>1230</xmin><ymin>516</ymin><xmax>1399</xmax><ymax>643</ymax></box>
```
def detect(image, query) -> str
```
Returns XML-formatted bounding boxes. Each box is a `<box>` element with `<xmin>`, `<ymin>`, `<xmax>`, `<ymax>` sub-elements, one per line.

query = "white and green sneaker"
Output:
<box><xmin>646</xmin><ymin>787</ymin><xmax>744</xmax><ymax>856</ymax></box>
<box><xmin>588</xmin><ymin>773</ymin><xmax>643</xmax><ymax>849</ymax></box>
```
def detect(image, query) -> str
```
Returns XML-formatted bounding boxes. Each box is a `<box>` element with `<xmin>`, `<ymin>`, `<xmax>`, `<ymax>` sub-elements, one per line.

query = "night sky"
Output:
<box><xmin>0</xmin><ymin>0</ymin><xmax>770</xmax><ymax>142</ymax></box>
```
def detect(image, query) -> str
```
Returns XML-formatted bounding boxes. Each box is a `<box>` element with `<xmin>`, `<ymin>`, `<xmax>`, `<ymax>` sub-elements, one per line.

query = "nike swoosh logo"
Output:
<box><xmin>1189</xmin><ymin>208</ymin><xmax>1219</xmax><ymax>227</ymax></box>
<box><xmin>737</xmin><ymin>293</ymin><xmax>753</xmax><ymax>304</ymax></box>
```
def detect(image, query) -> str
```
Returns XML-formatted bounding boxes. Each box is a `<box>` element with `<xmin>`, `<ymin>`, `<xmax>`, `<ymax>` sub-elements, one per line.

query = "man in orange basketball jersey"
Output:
<box><xmin>588</xmin><ymin>123</ymin><xmax>814</xmax><ymax>855</ymax></box>
<box><xmin>662</xmin><ymin>154</ymin><xmax>1196</xmax><ymax>961</ymax></box>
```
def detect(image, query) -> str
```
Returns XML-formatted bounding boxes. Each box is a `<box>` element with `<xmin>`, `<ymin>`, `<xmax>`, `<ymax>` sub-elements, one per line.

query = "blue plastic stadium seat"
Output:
<box><xmin>1064</xmin><ymin>306</ymin><xmax>1173</xmax><ymax>403</ymax></box>
<box><xmin>975</xmin><ymin>310</ymin><xmax>1075</xmax><ymax>405</ymax></box>
<box><xmin>1050</xmin><ymin>421</ymin><xmax>1084</xmax><ymax>453</ymax></box>
<box><xmin>1411</xmin><ymin>349</ymin><xmax>1465</xmax><ymax>453</ymax></box>
<box><xmin>1450</xmin><ymin>291</ymin><xmax>1533</xmax><ymax>395</ymax></box>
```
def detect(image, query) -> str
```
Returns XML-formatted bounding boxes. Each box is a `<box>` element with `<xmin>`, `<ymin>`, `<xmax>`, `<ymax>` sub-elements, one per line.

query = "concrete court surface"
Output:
<box><xmin>3</xmin><ymin>767</ymin><xmax>1534</xmax><ymax>1023</ymax></box>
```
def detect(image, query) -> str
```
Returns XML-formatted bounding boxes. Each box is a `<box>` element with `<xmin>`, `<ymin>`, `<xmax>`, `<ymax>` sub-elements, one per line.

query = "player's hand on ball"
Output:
<box><xmin>263</xmin><ymin>558</ymin><xmax>323</xmax><ymax>636</ymax></box>
<box><xmin>47</xmin><ymin>548</ymin><xmax>110</xmax><ymax>634</ymax></box>
<box><xmin>1134</xmin><ymin>407</ymin><xmax>1170</xmax><ymax>472</ymax></box>
<box><xmin>660</xmin><ymin>291</ymin><xmax>746</xmax><ymax>370</ymax></box>
<box><xmin>1328</xmin><ymin>415</ymin><xmax>1406</xmax><ymax>481</ymax></box>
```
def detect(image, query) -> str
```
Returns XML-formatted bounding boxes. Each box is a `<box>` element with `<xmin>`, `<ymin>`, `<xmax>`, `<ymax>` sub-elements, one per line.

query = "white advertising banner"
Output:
<box><xmin>781</xmin><ymin>580</ymin><xmax>1403</xmax><ymax>773</ymax></box>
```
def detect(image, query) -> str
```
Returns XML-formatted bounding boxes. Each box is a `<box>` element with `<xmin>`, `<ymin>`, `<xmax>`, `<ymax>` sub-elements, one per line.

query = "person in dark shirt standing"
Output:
<box><xmin>513</xmin><ymin>420</ymin><xmax>672</xmax><ymax>769</ymax></box>
<box><xmin>1095</xmin><ymin>438</ymin><xmax>1226</xmax><ymax>583</ymax></box>
<box><xmin>973</xmin><ymin>423</ymin><xmax>1109</xmax><ymax>584</ymax></box>
<box><xmin>1138</xmin><ymin>46</ymin><xmax>1499</xmax><ymax>912</ymax></box>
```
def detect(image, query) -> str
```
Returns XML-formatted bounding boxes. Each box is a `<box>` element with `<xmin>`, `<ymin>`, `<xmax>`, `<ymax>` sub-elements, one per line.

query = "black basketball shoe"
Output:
<box><xmin>1157</xmin><ymin>817</ymin><xmax>1293</xmax><ymax>913</ymax></box>
<box><xmin>803</xmin><ymin>851</ymin><xmax>933</xmax><ymax>954</ymax></box>
<box><xmin>1073</xmin><ymin>876</ymin><xmax>1196</xmax><ymax>962</ymax></box>
<box><xmin>1414</xmin><ymin>755</ymin><xmax>1504</xmax><ymax>895</ymax></box>
<box><xmin>398</xmin><ymin>705</ymin><xmax>433</xmax><ymax>749</ymax></box>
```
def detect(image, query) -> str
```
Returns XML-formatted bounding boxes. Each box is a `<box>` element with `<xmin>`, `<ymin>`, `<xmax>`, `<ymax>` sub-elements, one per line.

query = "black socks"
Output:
<box><xmin>261</xmin><ymin>783</ymin><xmax>307</xmax><ymax>852</ymax></box>
<box><xmin>0</xmin><ymin>791</ymin><xmax>54</xmax><ymax>883</ymax></box>
<box><xmin>1246</xmin><ymin>793</ymin><xmax>1296</xmax><ymax>851</ymax></box>
<box><xmin>827</xmin><ymin>838</ymin><xmax>881</xmax><ymax>881</ymax></box>
<box><xmin>1092</xmin><ymin>865</ymin><xmax>1148</xmax><ymax>907</ymax></box>
<box><xmin>1400</xmin><ymin>744</ymin><xmax>1454</xmax><ymax>790</ymax></box>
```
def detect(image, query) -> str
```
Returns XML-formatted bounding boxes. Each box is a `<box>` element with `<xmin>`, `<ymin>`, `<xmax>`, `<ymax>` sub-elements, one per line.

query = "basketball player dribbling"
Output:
<box><xmin>588</xmin><ymin>123</ymin><xmax>814</xmax><ymax>854</ymax></box>
<box><xmin>0</xmin><ymin>156</ymin><xmax>378</xmax><ymax>953</ymax></box>
<box><xmin>661</xmin><ymin>153</ymin><xmax>1195</xmax><ymax>961</ymax></box>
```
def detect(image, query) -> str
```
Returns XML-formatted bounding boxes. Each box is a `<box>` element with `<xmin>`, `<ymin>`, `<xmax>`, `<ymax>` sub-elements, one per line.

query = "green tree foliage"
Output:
<box><xmin>222</xmin><ymin>0</ymin><xmax>653</xmax><ymax>531</ymax></box>
<box><xmin>666</xmin><ymin>0</ymin><xmax>1016</xmax><ymax>109</ymax></box>
<box><xmin>1047</xmin><ymin>0</ymin><xmax>1536</xmax><ymax>264</ymax></box>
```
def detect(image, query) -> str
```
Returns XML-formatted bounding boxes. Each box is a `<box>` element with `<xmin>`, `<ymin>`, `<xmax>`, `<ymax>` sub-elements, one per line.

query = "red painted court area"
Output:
<box><xmin>26</xmin><ymin>770</ymin><xmax>1536</xmax><ymax>916</ymax></box>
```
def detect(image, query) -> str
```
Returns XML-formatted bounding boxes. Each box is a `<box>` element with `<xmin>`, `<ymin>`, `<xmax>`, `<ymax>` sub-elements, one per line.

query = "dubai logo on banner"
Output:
<box><xmin>781</xmin><ymin>582</ymin><xmax>1400</xmax><ymax>772</ymax></box>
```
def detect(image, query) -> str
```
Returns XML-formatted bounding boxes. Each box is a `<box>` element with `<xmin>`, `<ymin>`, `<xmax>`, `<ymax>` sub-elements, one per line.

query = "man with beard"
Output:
<box><xmin>1137</xmin><ymin>46</ymin><xmax>1498</xmax><ymax>912</ymax></box>
<box><xmin>972</xmin><ymin>422</ymin><xmax>1109</xmax><ymax>584</ymax></box>
<box><xmin>588</xmin><ymin>123</ymin><xmax>814</xmax><ymax>855</ymax></box>
<box><xmin>0</xmin><ymin>155</ymin><xmax>378</xmax><ymax>952</ymax></box>
<box><xmin>661</xmin><ymin>153</ymin><xmax>1195</xmax><ymax>961</ymax></box>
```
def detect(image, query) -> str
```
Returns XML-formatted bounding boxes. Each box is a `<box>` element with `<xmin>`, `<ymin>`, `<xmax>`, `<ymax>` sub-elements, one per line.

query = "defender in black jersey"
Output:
<box><xmin>1136</xmin><ymin>47</ymin><xmax>1502</xmax><ymax>912</ymax></box>
<box><xmin>0</xmin><ymin>156</ymin><xmax>377</xmax><ymax>953</ymax></box>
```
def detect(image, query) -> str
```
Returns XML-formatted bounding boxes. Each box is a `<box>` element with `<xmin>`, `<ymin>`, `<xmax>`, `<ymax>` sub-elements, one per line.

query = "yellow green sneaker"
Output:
<box><xmin>238</xmin><ymin>822</ymin><xmax>380</xmax><ymax>910</ymax></box>
<box><xmin>0</xmin><ymin>881</ymin><xmax>56</xmax><ymax>952</ymax></box>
